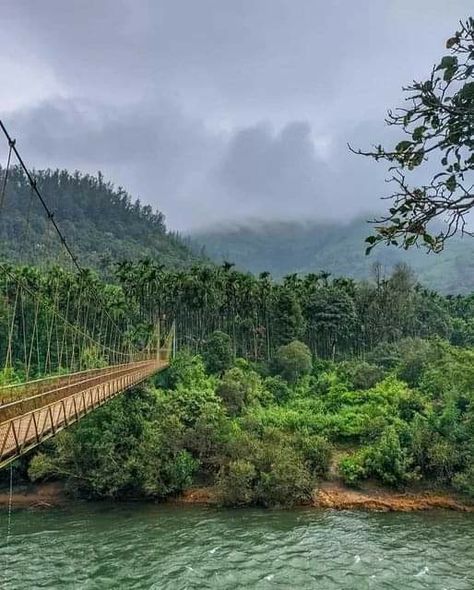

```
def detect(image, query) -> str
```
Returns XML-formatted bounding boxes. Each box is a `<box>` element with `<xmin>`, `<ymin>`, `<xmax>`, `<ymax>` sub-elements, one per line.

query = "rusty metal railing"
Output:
<box><xmin>0</xmin><ymin>358</ymin><xmax>169</xmax><ymax>469</ymax></box>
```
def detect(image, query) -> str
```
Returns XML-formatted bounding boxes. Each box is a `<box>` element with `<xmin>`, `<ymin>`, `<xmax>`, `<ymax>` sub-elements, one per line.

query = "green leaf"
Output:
<box><xmin>460</xmin><ymin>82</ymin><xmax>474</xmax><ymax>100</ymax></box>
<box><xmin>444</xmin><ymin>67</ymin><xmax>457</xmax><ymax>82</ymax></box>
<box><xmin>437</xmin><ymin>55</ymin><xmax>458</xmax><ymax>71</ymax></box>
<box><xmin>412</xmin><ymin>126</ymin><xmax>427</xmax><ymax>142</ymax></box>
<box><xmin>446</xmin><ymin>175</ymin><xmax>457</xmax><ymax>192</ymax></box>
<box><xmin>395</xmin><ymin>141</ymin><xmax>412</xmax><ymax>153</ymax></box>
<box><xmin>410</xmin><ymin>150</ymin><xmax>424</xmax><ymax>168</ymax></box>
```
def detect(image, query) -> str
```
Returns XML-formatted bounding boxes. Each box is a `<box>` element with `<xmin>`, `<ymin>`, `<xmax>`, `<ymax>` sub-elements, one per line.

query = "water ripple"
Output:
<box><xmin>0</xmin><ymin>505</ymin><xmax>473</xmax><ymax>589</ymax></box>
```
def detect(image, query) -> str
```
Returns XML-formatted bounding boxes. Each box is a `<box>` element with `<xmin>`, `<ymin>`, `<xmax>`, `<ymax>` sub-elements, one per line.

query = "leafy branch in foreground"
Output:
<box><xmin>352</xmin><ymin>18</ymin><xmax>474</xmax><ymax>254</ymax></box>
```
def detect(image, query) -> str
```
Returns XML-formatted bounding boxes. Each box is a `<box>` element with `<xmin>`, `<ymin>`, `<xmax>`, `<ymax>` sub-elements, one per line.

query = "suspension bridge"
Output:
<box><xmin>0</xmin><ymin>120</ymin><xmax>176</xmax><ymax>470</ymax></box>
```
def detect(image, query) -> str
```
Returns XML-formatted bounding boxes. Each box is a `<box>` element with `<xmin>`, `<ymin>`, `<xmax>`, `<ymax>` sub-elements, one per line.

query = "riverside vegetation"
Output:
<box><xmin>23</xmin><ymin>333</ymin><xmax>474</xmax><ymax>507</ymax></box>
<box><xmin>3</xmin><ymin>261</ymin><xmax>474</xmax><ymax>508</ymax></box>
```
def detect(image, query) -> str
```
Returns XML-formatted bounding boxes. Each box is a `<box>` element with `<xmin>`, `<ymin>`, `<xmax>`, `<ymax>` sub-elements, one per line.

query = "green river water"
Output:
<box><xmin>1</xmin><ymin>504</ymin><xmax>473</xmax><ymax>589</ymax></box>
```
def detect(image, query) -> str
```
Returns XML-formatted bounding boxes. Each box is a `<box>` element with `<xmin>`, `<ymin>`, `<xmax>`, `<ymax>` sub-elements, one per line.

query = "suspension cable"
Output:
<box><xmin>0</xmin><ymin>119</ymin><xmax>138</xmax><ymax>354</ymax></box>
<box><xmin>0</xmin><ymin>140</ymin><xmax>13</xmax><ymax>212</ymax></box>
<box><xmin>0</xmin><ymin>120</ymin><xmax>80</xmax><ymax>271</ymax></box>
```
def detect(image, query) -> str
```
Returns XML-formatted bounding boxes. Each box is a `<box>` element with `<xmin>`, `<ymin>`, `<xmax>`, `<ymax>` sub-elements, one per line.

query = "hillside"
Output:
<box><xmin>0</xmin><ymin>167</ymin><xmax>200</xmax><ymax>273</ymax></box>
<box><xmin>192</xmin><ymin>219</ymin><xmax>474</xmax><ymax>294</ymax></box>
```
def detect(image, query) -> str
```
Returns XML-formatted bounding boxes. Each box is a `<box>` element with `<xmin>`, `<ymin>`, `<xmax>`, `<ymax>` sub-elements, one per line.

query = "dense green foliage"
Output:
<box><xmin>192</xmin><ymin>219</ymin><xmax>474</xmax><ymax>294</ymax></box>
<box><xmin>0</xmin><ymin>264</ymin><xmax>161</xmax><ymax>384</ymax></box>
<box><xmin>27</xmin><ymin>334</ymin><xmax>474</xmax><ymax>506</ymax></box>
<box><xmin>0</xmin><ymin>167</ymin><xmax>199</xmax><ymax>273</ymax></box>
<box><xmin>272</xmin><ymin>341</ymin><xmax>312</xmax><ymax>383</ymax></box>
<box><xmin>3</xmin><ymin>260</ymin><xmax>474</xmax><ymax>508</ymax></box>
<box><xmin>116</xmin><ymin>259</ymin><xmax>474</xmax><ymax>361</ymax></box>
<box><xmin>202</xmin><ymin>331</ymin><xmax>234</xmax><ymax>375</ymax></box>
<box><xmin>6</xmin><ymin>259</ymin><xmax>474</xmax><ymax>382</ymax></box>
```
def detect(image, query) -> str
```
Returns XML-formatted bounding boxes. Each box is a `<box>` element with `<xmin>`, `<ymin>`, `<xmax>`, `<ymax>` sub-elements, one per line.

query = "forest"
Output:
<box><xmin>4</xmin><ymin>166</ymin><xmax>474</xmax><ymax>296</ymax></box>
<box><xmin>0</xmin><ymin>168</ymin><xmax>198</xmax><ymax>273</ymax></box>
<box><xmin>193</xmin><ymin>218</ymin><xmax>474</xmax><ymax>294</ymax></box>
<box><xmin>114</xmin><ymin>259</ymin><xmax>474</xmax><ymax>360</ymax></box>
<box><xmin>2</xmin><ymin>261</ymin><xmax>474</xmax><ymax>507</ymax></box>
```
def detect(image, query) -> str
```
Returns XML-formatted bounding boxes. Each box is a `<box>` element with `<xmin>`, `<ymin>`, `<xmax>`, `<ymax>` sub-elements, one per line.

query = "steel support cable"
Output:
<box><xmin>44</xmin><ymin>287</ymin><xmax>60</xmax><ymax>373</ymax></box>
<box><xmin>1</xmin><ymin>275</ymin><xmax>11</xmax><ymax>371</ymax></box>
<box><xmin>26</xmin><ymin>298</ymin><xmax>40</xmax><ymax>381</ymax></box>
<box><xmin>4</xmin><ymin>286</ymin><xmax>19</xmax><ymax>371</ymax></box>
<box><xmin>20</xmin><ymin>288</ymin><xmax>28</xmax><ymax>373</ymax></box>
<box><xmin>0</xmin><ymin>140</ymin><xmax>13</xmax><ymax>212</ymax></box>
<box><xmin>0</xmin><ymin>120</ymin><xmax>140</xmax><ymax>355</ymax></box>
<box><xmin>0</xmin><ymin>121</ymin><xmax>80</xmax><ymax>271</ymax></box>
<box><xmin>58</xmin><ymin>289</ymin><xmax>71</xmax><ymax>369</ymax></box>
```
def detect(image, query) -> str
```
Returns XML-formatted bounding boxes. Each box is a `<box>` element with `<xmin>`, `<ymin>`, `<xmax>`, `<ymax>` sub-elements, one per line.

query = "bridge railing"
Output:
<box><xmin>0</xmin><ymin>357</ymin><xmax>169</xmax><ymax>469</ymax></box>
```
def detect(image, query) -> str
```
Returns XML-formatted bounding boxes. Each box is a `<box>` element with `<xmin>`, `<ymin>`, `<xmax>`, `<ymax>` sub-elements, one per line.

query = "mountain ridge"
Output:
<box><xmin>0</xmin><ymin>167</ymin><xmax>201</xmax><ymax>274</ymax></box>
<box><xmin>191</xmin><ymin>218</ymin><xmax>474</xmax><ymax>294</ymax></box>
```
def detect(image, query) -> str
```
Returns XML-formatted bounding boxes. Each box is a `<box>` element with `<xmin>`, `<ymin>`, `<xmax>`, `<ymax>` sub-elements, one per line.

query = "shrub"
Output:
<box><xmin>338</xmin><ymin>361</ymin><xmax>384</xmax><ymax>390</ymax></box>
<box><xmin>219</xmin><ymin>428</ymin><xmax>315</xmax><ymax>507</ymax></box>
<box><xmin>255</xmin><ymin>447</ymin><xmax>314</xmax><ymax>508</ymax></box>
<box><xmin>339</xmin><ymin>452</ymin><xmax>367</xmax><ymax>486</ymax></box>
<box><xmin>216</xmin><ymin>367</ymin><xmax>262</xmax><ymax>415</ymax></box>
<box><xmin>273</xmin><ymin>340</ymin><xmax>312</xmax><ymax>383</ymax></box>
<box><xmin>203</xmin><ymin>331</ymin><xmax>234</xmax><ymax>375</ymax></box>
<box><xmin>296</xmin><ymin>434</ymin><xmax>332</xmax><ymax>477</ymax></box>
<box><xmin>160</xmin><ymin>351</ymin><xmax>211</xmax><ymax>390</ymax></box>
<box><xmin>453</xmin><ymin>465</ymin><xmax>474</xmax><ymax>498</ymax></box>
<box><xmin>185</xmin><ymin>402</ymin><xmax>231</xmax><ymax>471</ymax></box>
<box><xmin>28</xmin><ymin>453</ymin><xmax>56</xmax><ymax>482</ymax></box>
<box><xmin>169</xmin><ymin>387</ymin><xmax>221</xmax><ymax>427</ymax></box>
<box><xmin>367</xmin><ymin>341</ymin><xmax>401</xmax><ymax>370</ymax></box>
<box><xmin>426</xmin><ymin>439</ymin><xmax>460</xmax><ymax>482</ymax></box>
<box><xmin>396</xmin><ymin>338</ymin><xmax>439</xmax><ymax>387</ymax></box>
<box><xmin>152</xmin><ymin>450</ymin><xmax>199</xmax><ymax>496</ymax></box>
<box><xmin>217</xmin><ymin>460</ymin><xmax>256</xmax><ymax>506</ymax></box>
<box><xmin>364</xmin><ymin>426</ymin><xmax>415</xmax><ymax>487</ymax></box>
<box><xmin>263</xmin><ymin>376</ymin><xmax>292</xmax><ymax>404</ymax></box>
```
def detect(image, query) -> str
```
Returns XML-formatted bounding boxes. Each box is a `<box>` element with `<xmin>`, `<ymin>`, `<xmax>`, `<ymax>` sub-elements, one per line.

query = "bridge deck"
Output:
<box><xmin>0</xmin><ymin>359</ymin><xmax>168</xmax><ymax>469</ymax></box>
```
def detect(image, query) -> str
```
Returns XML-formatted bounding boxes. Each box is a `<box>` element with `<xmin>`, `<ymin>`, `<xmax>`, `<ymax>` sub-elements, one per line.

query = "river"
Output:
<box><xmin>1</xmin><ymin>504</ymin><xmax>473</xmax><ymax>589</ymax></box>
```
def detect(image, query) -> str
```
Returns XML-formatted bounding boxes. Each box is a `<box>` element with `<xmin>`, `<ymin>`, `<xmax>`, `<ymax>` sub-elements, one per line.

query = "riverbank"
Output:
<box><xmin>3</xmin><ymin>481</ymin><xmax>471</xmax><ymax>512</ymax></box>
<box><xmin>0</xmin><ymin>482</ymin><xmax>68</xmax><ymax>509</ymax></box>
<box><xmin>176</xmin><ymin>483</ymin><xmax>474</xmax><ymax>512</ymax></box>
<box><xmin>315</xmin><ymin>482</ymin><xmax>473</xmax><ymax>512</ymax></box>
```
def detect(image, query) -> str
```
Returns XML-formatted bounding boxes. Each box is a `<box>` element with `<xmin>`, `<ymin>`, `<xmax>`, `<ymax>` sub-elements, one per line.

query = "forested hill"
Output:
<box><xmin>0</xmin><ymin>168</ymin><xmax>200</xmax><ymax>273</ymax></box>
<box><xmin>192</xmin><ymin>219</ymin><xmax>474</xmax><ymax>294</ymax></box>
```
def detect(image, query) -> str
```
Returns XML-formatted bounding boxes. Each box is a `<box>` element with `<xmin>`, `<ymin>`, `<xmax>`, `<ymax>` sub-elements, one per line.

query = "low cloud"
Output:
<box><xmin>1</xmin><ymin>0</ymin><xmax>472</xmax><ymax>230</ymax></box>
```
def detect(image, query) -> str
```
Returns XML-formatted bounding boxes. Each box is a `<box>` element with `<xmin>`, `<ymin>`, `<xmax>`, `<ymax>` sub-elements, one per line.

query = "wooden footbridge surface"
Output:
<box><xmin>0</xmin><ymin>355</ymin><xmax>170</xmax><ymax>470</ymax></box>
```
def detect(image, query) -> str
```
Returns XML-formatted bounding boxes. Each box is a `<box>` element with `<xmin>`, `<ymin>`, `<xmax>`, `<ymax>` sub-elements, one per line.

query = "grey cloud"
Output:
<box><xmin>9</xmin><ymin>98</ymin><xmax>223</xmax><ymax>228</ymax></box>
<box><xmin>1</xmin><ymin>0</ymin><xmax>473</xmax><ymax>230</ymax></box>
<box><xmin>215</xmin><ymin>121</ymin><xmax>332</xmax><ymax>218</ymax></box>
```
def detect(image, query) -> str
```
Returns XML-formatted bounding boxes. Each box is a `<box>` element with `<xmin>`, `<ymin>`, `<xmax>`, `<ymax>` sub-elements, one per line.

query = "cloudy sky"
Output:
<box><xmin>1</xmin><ymin>1</ymin><xmax>472</xmax><ymax>230</ymax></box>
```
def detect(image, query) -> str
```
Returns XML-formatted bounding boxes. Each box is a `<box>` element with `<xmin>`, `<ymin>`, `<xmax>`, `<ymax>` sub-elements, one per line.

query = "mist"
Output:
<box><xmin>2</xmin><ymin>0</ymin><xmax>472</xmax><ymax>230</ymax></box>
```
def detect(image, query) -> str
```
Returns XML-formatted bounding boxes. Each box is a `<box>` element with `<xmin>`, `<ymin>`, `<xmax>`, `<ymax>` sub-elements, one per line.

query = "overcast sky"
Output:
<box><xmin>1</xmin><ymin>1</ymin><xmax>472</xmax><ymax>231</ymax></box>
